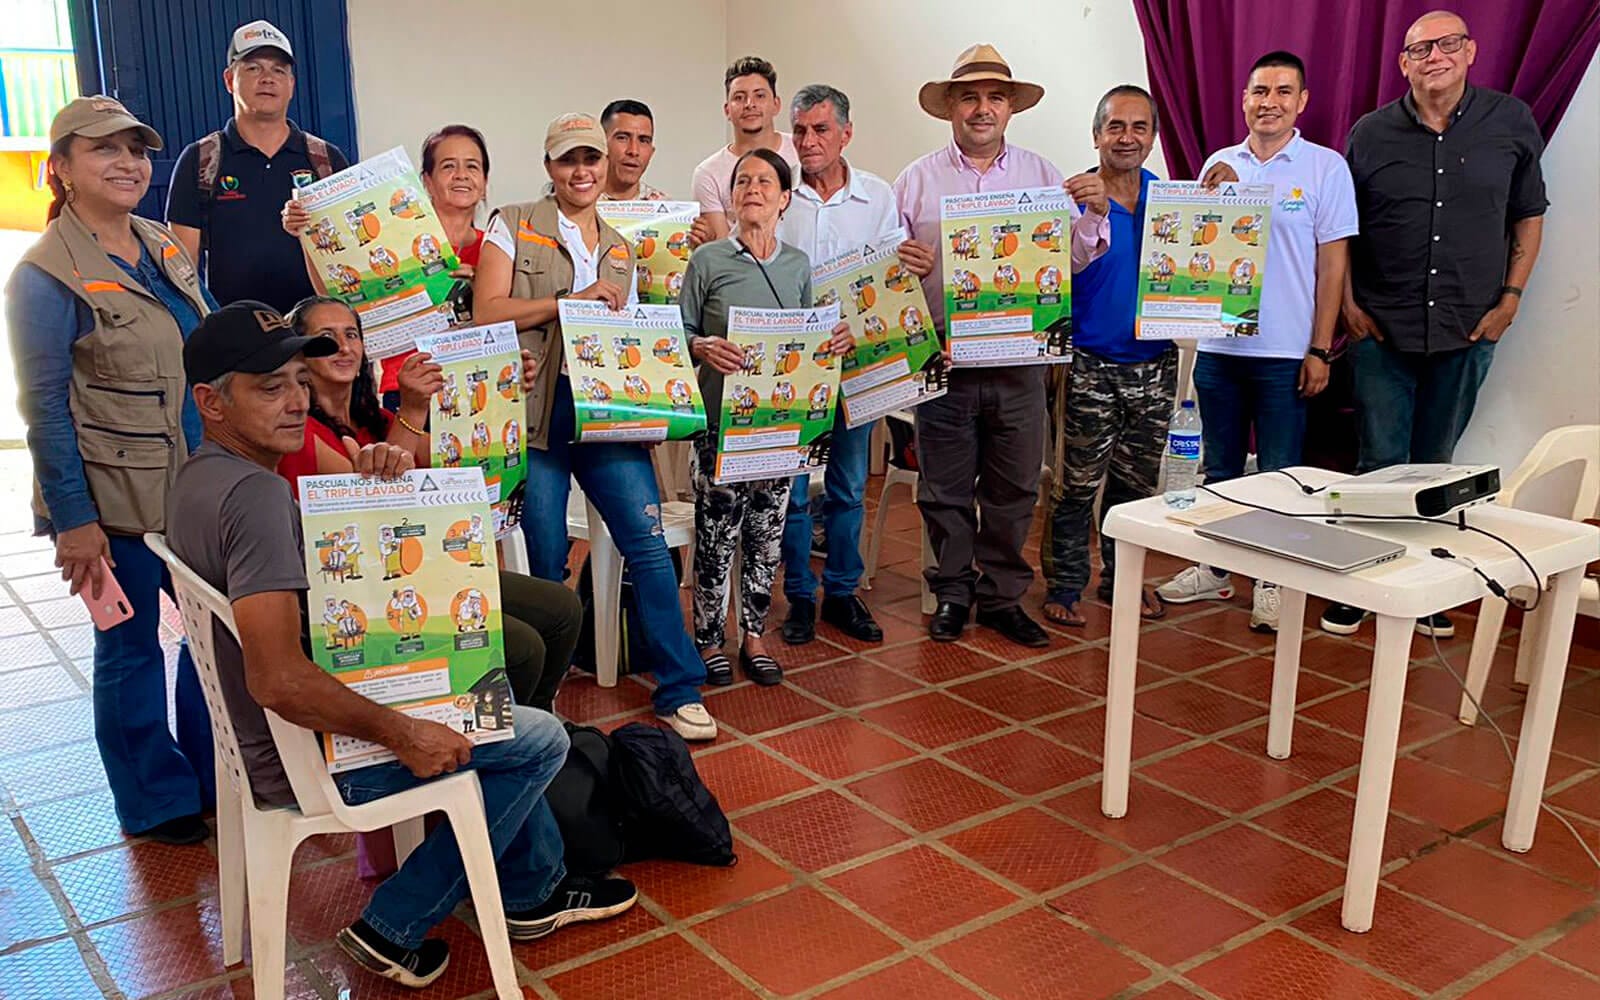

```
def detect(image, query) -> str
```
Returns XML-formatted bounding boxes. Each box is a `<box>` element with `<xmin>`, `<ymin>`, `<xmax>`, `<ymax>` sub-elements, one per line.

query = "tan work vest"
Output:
<box><xmin>485</xmin><ymin>198</ymin><xmax>635</xmax><ymax>450</ymax></box>
<box><xmin>14</xmin><ymin>206</ymin><xmax>208</xmax><ymax>534</ymax></box>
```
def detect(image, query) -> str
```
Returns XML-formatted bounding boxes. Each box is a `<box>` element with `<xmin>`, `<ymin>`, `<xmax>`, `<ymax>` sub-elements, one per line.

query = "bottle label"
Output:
<box><xmin>1168</xmin><ymin>432</ymin><xmax>1201</xmax><ymax>459</ymax></box>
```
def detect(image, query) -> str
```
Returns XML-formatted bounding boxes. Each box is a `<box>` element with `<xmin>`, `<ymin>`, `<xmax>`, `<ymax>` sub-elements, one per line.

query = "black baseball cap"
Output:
<box><xmin>184</xmin><ymin>300</ymin><xmax>338</xmax><ymax>385</ymax></box>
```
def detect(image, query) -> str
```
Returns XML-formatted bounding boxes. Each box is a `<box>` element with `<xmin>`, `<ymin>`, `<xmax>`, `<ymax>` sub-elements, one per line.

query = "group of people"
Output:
<box><xmin>3</xmin><ymin>8</ymin><xmax>1543</xmax><ymax>990</ymax></box>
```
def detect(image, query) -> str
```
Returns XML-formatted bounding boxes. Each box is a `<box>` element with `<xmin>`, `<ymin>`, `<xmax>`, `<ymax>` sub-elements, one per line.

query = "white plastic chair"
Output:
<box><xmin>1459</xmin><ymin>425</ymin><xmax>1600</xmax><ymax>724</ymax></box>
<box><xmin>145</xmin><ymin>534</ymin><xmax>523</xmax><ymax>1000</ymax></box>
<box><xmin>863</xmin><ymin>410</ymin><xmax>936</xmax><ymax>615</ymax></box>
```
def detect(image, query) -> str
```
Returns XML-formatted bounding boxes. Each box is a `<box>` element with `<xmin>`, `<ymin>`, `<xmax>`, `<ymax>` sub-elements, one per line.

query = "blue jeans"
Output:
<box><xmin>336</xmin><ymin>705</ymin><xmax>568</xmax><ymax>949</ymax></box>
<box><xmin>521</xmin><ymin>376</ymin><xmax>705</xmax><ymax>714</ymax></box>
<box><xmin>781</xmin><ymin>415</ymin><xmax>873</xmax><ymax>601</ymax></box>
<box><xmin>1350</xmin><ymin>337</ymin><xmax>1496</xmax><ymax>472</ymax></box>
<box><xmin>95</xmin><ymin>533</ymin><xmax>214</xmax><ymax>834</ymax></box>
<box><xmin>1192</xmin><ymin>353</ymin><xmax>1307</xmax><ymax>482</ymax></box>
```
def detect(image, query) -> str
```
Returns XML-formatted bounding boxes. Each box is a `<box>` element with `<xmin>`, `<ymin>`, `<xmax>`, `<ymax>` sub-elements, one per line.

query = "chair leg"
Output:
<box><xmin>393</xmin><ymin>816</ymin><xmax>426</xmax><ymax>866</ymax></box>
<box><xmin>502</xmin><ymin>527</ymin><xmax>530</xmax><ymax>575</ymax></box>
<box><xmin>216</xmin><ymin>778</ymin><xmax>247</xmax><ymax>966</ymax></box>
<box><xmin>243</xmin><ymin>820</ymin><xmax>295</xmax><ymax>1000</ymax></box>
<box><xmin>587</xmin><ymin>499</ymin><xmax>622</xmax><ymax>688</ymax></box>
<box><xmin>863</xmin><ymin>477</ymin><xmax>895</xmax><ymax>588</ymax></box>
<box><xmin>444</xmin><ymin>797</ymin><xmax>522</xmax><ymax>1000</ymax></box>
<box><xmin>1459</xmin><ymin>598</ymin><xmax>1509</xmax><ymax>724</ymax></box>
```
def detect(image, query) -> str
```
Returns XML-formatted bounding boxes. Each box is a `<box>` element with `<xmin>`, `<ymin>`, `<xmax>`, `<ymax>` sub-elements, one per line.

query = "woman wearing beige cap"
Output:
<box><xmin>3</xmin><ymin>97</ymin><xmax>218</xmax><ymax>845</ymax></box>
<box><xmin>474</xmin><ymin>113</ymin><xmax>720</xmax><ymax>742</ymax></box>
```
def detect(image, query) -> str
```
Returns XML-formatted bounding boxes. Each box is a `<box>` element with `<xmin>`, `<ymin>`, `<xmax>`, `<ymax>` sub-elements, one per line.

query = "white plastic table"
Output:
<box><xmin>1100</xmin><ymin>467</ymin><xmax>1600</xmax><ymax>932</ymax></box>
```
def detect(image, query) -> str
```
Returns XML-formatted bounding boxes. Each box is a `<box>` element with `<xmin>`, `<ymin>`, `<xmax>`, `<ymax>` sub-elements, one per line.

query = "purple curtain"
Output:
<box><xmin>1134</xmin><ymin>0</ymin><xmax>1600</xmax><ymax>179</ymax></box>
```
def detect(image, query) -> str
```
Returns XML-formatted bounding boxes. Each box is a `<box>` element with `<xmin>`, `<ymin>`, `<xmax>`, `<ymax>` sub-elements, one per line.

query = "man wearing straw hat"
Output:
<box><xmin>893</xmin><ymin>44</ymin><xmax>1111</xmax><ymax>648</ymax></box>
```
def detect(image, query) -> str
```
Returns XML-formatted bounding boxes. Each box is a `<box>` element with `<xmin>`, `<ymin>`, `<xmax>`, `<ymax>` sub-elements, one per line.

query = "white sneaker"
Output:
<box><xmin>662</xmin><ymin>702</ymin><xmax>718</xmax><ymax>741</ymax></box>
<box><xmin>1250</xmin><ymin>581</ymin><xmax>1281</xmax><ymax>632</ymax></box>
<box><xmin>1156</xmin><ymin>565</ymin><xmax>1235</xmax><ymax>604</ymax></box>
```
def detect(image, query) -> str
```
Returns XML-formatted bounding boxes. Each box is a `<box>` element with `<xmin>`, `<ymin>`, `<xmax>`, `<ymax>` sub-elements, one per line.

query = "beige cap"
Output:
<box><xmin>49</xmin><ymin>96</ymin><xmax>163</xmax><ymax>150</ymax></box>
<box><xmin>228</xmin><ymin>19</ymin><xmax>294</xmax><ymax>64</ymax></box>
<box><xmin>918</xmin><ymin>44</ymin><xmax>1045</xmax><ymax>120</ymax></box>
<box><xmin>544</xmin><ymin>113</ymin><xmax>607</xmax><ymax>159</ymax></box>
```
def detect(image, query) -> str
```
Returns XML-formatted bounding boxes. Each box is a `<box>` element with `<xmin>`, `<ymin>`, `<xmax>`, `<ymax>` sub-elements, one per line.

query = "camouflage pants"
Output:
<box><xmin>690</xmin><ymin>434</ymin><xmax>792</xmax><ymax>647</ymax></box>
<box><xmin>1041</xmin><ymin>349</ymin><xmax>1177</xmax><ymax>602</ymax></box>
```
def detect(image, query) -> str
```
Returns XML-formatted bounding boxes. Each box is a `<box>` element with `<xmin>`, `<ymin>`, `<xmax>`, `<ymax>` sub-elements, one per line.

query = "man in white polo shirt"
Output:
<box><xmin>1155</xmin><ymin>50</ymin><xmax>1357</xmax><ymax>632</ymax></box>
<box><xmin>775</xmin><ymin>84</ymin><xmax>938</xmax><ymax>646</ymax></box>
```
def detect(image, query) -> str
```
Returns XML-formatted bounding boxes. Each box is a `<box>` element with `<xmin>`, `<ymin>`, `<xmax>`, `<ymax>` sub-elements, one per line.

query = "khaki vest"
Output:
<box><xmin>486</xmin><ymin>198</ymin><xmax>635</xmax><ymax>450</ymax></box>
<box><xmin>15</xmin><ymin>206</ymin><xmax>208</xmax><ymax>535</ymax></box>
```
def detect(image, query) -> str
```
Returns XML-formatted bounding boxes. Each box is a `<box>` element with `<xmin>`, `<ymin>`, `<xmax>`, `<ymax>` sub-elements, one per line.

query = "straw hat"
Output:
<box><xmin>917</xmin><ymin>44</ymin><xmax>1045</xmax><ymax>120</ymax></box>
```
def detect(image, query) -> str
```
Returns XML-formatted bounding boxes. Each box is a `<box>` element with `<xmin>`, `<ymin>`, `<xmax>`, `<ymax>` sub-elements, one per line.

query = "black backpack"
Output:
<box><xmin>544</xmin><ymin>724</ymin><xmax>626</xmax><ymax>876</ymax></box>
<box><xmin>610</xmin><ymin>723</ymin><xmax>737</xmax><ymax>867</ymax></box>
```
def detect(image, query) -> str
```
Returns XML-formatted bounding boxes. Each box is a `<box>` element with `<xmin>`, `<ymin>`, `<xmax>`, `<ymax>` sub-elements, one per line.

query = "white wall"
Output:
<box><xmin>1455</xmin><ymin>52</ymin><xmax>1600</xmax><ymax>481</ymax></box>
<box><xmin>344</xmin><ymin>0</ymin><xmax>730</xmax><ymax>208</ymax></box>
<box><xmin>725</xmin><ymin>0</ymin><xmax>1160</xmax><ymax>184</ymax></box>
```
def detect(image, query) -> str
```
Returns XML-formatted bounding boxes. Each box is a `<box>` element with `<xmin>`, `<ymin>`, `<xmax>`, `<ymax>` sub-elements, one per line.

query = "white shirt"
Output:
<box><xmin>777</xmin><ymin>159</ymin><xmax>901</xmax><ymax>265</ymax></box>
<box><xmin>1198</xmin><ymin>130</ymin><xmax>1359</xmax><ymax>359</ymax></box>
<box><xmin>691</xmin><ymin>133</ymin><xmax>802</xmax><ymax>225</ymax></box>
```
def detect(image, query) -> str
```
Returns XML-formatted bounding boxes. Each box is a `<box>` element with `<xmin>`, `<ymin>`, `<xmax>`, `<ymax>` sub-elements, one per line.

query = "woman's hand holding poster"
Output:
<box><xmin>715</xmin><ymin>304</ymin><xmax>842</xmax><ymax>484</ymax></box>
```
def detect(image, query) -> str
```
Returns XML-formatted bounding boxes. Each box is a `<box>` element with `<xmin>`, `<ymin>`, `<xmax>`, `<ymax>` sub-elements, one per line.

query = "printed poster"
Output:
<box><xmin>939</xmin><ymin>186</ymin><xmax>1073</xmax><ymax>367</ymax></box>
<box><xmin>558</xmin><ymin>300</ymin><xmax>707</xmax><ymax>442</ymax></box>
<box><xmin>413</xmin><ymin>323</ymin><xmax>527</xmax><ymax>536</ymax></box>
<box><xmin>716</xmin><ymin>304</ymin><xmax>842</xmax><ymax>484</ymax></box>
<box><xmin>814</xmin><ymin>227</ymin><xmax>949</xmax><ymax>428</ymax></box>
<box><xmin>301</xmin><ymin>468</ymin><xmax>514</xmax><ymax>772</ymax></box>
<box><xmin>1136</xmin><ymin>181</ymin><xmax>1271</xmax><ymax>339</ymax></box>
<box><xmin>596</xmin><ymin>201</ymin><xmax>698</xmax><ymax>304</ymax></box>
<box><xmin>294</xmin><ymin>146</ymin><xmax>463</xmax><ymax>359</ymax></box>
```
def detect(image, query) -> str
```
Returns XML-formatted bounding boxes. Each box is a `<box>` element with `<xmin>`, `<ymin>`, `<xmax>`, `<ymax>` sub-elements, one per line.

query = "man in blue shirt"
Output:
<box><xmin>165</xmin><ymin>20</ymin><xmax>348</xmax><ymax>311</ymax></box>
<box><xmin>1040</xmin><ymin>86</ymin><xmax>1175</xmax><ymax>627</ymax></box>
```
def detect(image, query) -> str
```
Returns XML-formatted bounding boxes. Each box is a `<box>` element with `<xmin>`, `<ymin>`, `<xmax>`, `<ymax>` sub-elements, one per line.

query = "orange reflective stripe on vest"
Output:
<box><xmin>81</xmin><ymin>280</ymin><xmax>127</xmax><ymax>294</ymax></box>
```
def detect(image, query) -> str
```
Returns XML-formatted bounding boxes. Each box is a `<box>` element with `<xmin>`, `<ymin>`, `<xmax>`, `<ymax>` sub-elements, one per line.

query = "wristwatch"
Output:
<box><xmin>1306</xmin><ymin>346</ymin><xmax>1332</xmax><ymax>363</ymax></box>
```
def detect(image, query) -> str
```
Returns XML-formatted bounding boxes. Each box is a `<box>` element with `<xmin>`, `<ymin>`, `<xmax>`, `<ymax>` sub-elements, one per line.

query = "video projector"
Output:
<box><xmin>1324</xmin><ymin>464</ymin><xmax>1501</xmax><ymax>519</ymax></box>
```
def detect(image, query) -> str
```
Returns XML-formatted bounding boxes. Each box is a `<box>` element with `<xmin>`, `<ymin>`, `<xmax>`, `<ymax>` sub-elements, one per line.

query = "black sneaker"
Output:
<box><xmin>506</xmin><ymin>874</ymin><xmax>638</xmax><ymax>941</ymax></box>
<box><xmin>336</xmin><ymin>920</ymin><xmax>449</xmax><ymax>988</ymax></box>
<box><xmin>1320</xmin><ymin>602</ymin><xmax>1370</xmax><ymax>636</ymax></box>
<box><xmin>782</xmin><ymin>597</ymin><xmax>816</xmax><ymax>645</ymax></box>
<box><xmin>1415</xmin><ymin>612</ymin><xmax>1455</xmax><ymax>638</ymax></box>
<box><xmin>140</xmin><ymin>814</ymin><xmax>211</xmax><ymax>846</ymax></box>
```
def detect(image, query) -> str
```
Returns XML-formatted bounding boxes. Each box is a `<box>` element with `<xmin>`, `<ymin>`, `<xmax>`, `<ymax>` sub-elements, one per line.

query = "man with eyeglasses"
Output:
<box><xmin>1324</xmin><ymin>10</ymin><xmax>1546</xmax><ymax>639</ymax></box>
<box><xmin>166</xmin><ymin>20</ymin><xmax>349</xmax><ymax>312</ymax></box>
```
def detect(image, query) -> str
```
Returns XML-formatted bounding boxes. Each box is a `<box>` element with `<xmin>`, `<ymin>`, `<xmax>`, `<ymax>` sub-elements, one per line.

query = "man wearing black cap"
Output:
<box><xmin>165</xmin><ymin>20</ymin><xmax>349</xmax><ymax>312</ymax></box>
<box><xmin>167</xmin><ymin>302</ymin><xmax>636</xmax><ymax>989</ymax></box>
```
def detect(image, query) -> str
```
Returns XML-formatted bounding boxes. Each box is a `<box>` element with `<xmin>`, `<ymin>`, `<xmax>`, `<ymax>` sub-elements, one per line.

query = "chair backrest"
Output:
<box><xmin>145</xmin><ymin>532</ymin><xmax>339</xmax><ymax>818</ymax></box>
<box><xmin>1500</xmin><ymin>425</ymin><xmax>1600</xmax><ymax>521</ymax></box>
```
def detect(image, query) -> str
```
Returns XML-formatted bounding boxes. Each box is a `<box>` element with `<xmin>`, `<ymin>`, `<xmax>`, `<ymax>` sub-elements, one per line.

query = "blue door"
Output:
<box><xmin>66</xmin><ymin>0</ymin><xmax>357</xmax><ymax>219</ymax></box>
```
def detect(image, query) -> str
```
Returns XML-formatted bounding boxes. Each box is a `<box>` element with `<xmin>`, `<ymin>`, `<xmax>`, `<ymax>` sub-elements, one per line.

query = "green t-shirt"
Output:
<box><xmin>679</xmin><ymin>237</ymin><xmax>813</xmax><ymax>427</ymax></box>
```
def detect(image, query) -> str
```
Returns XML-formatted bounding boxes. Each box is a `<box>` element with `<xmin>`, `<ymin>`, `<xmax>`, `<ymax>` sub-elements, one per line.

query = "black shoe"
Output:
<box><xmin>140</xmin><ymin>814</ymin><xmax>211</xmax><ymax>846</ymax></box>
<box><xmin>1416</xmin><ymin>612</ymin><xmax>1455</xmax><ymax>638</ymax></box>
<box><xmin>975</xmin><ymin>605</ymin><xmax>1050</xmax><ymax>648</ymax></box>
<box><xmin>506</xmin><ymin>874</ymin><xmax>638</xmax><ymax>941</ymax></box>
<box><xmin>929</xmin><ymin>602</ymin><xmax>968</xmax><ymax>642</ymax></box>
<box><xmin>336</xmin><ymin>920</ymin><xmax>449</xmax><ymax>988</ymax></box>
<box><xmin>739</xmin><ymin>647</ymin><xmax>784</xmax><ymax>686</ymax></box>
<box><xmin>821</xmin><ymin>594</ymin><xmax>883</xmax><ymax>642</ymax></box>
<box><xmin>1096</xmin><ymin>577</ymin><xmax>1115</xmax><ymax>603</ymax></box>
<box><xmin>782</xmin><ymin>598</ymin><xmax>816</xmax><ymax>645</ymax></box>
<box><xmin>1320</xmin><ymin>602</ymin><xmax>1370</xmax><ymax>636</ymax></box>
<box><xmin>700</xmin><ymin>649</ymin><xmax>734</xmax><ymax>687</ymax></box>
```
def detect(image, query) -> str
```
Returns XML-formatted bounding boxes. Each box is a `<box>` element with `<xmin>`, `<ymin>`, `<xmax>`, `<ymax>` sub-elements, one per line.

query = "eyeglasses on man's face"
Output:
<box><xmin>1404</xmin><ymin>33</ymin><xmax>1470</xmax><ymax>61</ymax></box>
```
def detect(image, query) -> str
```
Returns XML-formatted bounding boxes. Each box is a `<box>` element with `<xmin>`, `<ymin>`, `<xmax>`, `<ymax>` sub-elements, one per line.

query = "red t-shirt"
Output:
<box><xmin>378</xmin><ymin>228</ymin><xmax>484</xmax><ymax>394</ymax></box>
<box><xmin>276</xmin><ymin>411</ymin><xmax>394</xmax><ymax>499</ymax></box>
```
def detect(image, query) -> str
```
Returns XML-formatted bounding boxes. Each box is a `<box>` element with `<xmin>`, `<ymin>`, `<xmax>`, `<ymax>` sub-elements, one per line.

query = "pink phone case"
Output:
<box><xmin>82</xmin><ymin>558</ymin><xmax>135</xmax><ymax>630</ymax></box>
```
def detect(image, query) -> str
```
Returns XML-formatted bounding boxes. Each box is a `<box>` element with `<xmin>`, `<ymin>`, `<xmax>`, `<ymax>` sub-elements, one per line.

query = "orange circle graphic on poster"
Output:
<box><xmin>992</xmin><ymin>230</ymin><xmax>1019</xmax><ymax>257</ymax></box>
<box><xmin>810</xmin><ymin>343</ymin><xmax>835</xmax><ymax>369</ymax></box>
<box><xmin>369</xmin><ymin>246</ymin><xmax>401</xmax><ymax>277</ymax></box>
<box><xmin>471</xmin><ymin>380</ymin><xmax>488</xmax><ymax>413</ymax></box>
<box><xmin>635</xmin><ymin>235</ymin><xmax>657</xmax><ymax>259</ymax></box>
<box><xmin>1031</xmin><ymin>218</ymin><xmax>1063</xmax><ymax>251</ymax></box>
<box><xmin>389</xmin><ymin>188</ymin><xmax>426</xmax><ymax>219</ymax></box>
<box><xmin>777</xmin><ymin>349</ymin><xmax>801</xmax><ymax>374</ymax></box>
<box><xmin>450</xmin><ymin>588</ymin><xmax>491</xmax><ymax>632</ymax></box>
<box><xmin>359</xmin><ymin>213</ymin><xmax>381</xmax><ymax>241</ymax></box>
<box><xmin>399</xmin><ymin>537</ymin><xmax>424</xmax><ymax>575</ymax></box>
<box><xmin>623</xmin><ymin>373</ymin><xmax>651</xmax><ymax>403</ymax></box>
<box><xmin>320</xmin><ymin>597</ymin><xmax>368</xmax><ymax>648</ymax></box>
<box><xmin>899</xmin><ymin>305</ymin><xmax>925</xmax><ymax>334</ymax></box>
<box><xmin>502</xmin><ymin>419</ymin><xmax>521</xmax><ymax>453</ymax></box>
<box><xmin>1147</xmin><ymin>252</ymin><xmax>1177</xmax><ymax>281</ymax></box>
<box><xmin>665</xmin><ymin>378</ymin><xmax>692</xmax><ymax>407</ymax></box>
<box><xmin>1228</xmin><ymin>258</ymin><xmax>1256</xmax><ymax>284</ymax></box>
<box><xmin>469</xmin><ymin>420</ymin><xmax>491</xmax><ymax>458</ymax></box>
<box><xmin>665</xmin><ymin>272</ymin><xmax>684</xmax><ymax>298</ymax></box>
<box><xmin>771</xmin><ymin>381</ymin><xmax>796</xmax><ymax>409</ymax></box>
<box><xmin>863</xmin><ymin>315</ymin><xmax>888</xmax><ymax>342</ymax></box>
<box><xmin>652</xmin><ymin>337</ymin><xmax>681</xmax><ymax>365</ymax></box>
<box><xmin>1035</xmin><ymin>265</ymin><xmax>1062</xmax><ymax>295</ymax></box>
<box><xmin>667</xmin><ymin>231</ymin><xmax>692</xmax><ymax>259</ymax></box>
<box><xmin>498</xmin><ymin>364</ymin><xmax>519</xmax><ymax>399</ymax></box>
<box><xmin>411</xmin><ymin>233</ymin><xmax>443</xmax><ymax>266</ymax></box>
<box><xmin>635</xmin><ymin>264</ymin><xmax>652</xmax><ymax>299</ymax></box>
<box><xmin>1188</xmin><ymin>252</ymin><xmax>1216</xmax><ymax>280</ymax></box>
<box><xmin>807</xmin><ymin>383</ymin><xmax>831</xmax><ymax>410</ymax></box>
<box><xmin>884</xmin><ymin>263</ymin><xmax>914</xmax><ymax>292</ymax></box>
<box><xmin>384</xmin><ymin>586</ymin><xmax>428</xmax><ymax>635</ymax></box>
<box><xmin>993</xmin><ymin>263</ymin><xmax>1020</xmax><ymax>292</ymax></box>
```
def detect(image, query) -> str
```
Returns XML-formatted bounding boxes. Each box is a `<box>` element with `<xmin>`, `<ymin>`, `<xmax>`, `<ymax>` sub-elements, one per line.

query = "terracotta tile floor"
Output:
<box><xmin>1</xmin><ymin>486</ymin><xmax>1598</xmax><ymax>1000</ymax></box>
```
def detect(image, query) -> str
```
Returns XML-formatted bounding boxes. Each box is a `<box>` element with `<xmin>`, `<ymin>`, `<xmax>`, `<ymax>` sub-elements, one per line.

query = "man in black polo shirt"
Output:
<box><xmin>166</xmin><ymin>19</ymin><xmax>350</xmax><ymax>312</ymax></box>
<box><xmin>1326</xmin><ymin>9</ymin><xmax>1546</xmax><ymax>638</ymax></box>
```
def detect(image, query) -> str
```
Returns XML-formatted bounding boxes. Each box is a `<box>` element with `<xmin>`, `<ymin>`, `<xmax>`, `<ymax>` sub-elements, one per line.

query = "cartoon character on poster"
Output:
<box><xmin>386</xmin><ymin>585</ymin><xmax>427</xmax><ymax>641</ymax></box>
<box><xmin>503</xmin><ymin>420</ymin><xmax>521</xmax><ymax>460</ymax></box>
<box><xmin>470</xmin><ymin>420</ymin><xmax>491</xmax><ymax>458</ymax></box>
<box><xmin>466</xmin><ymin>513</ymin><xmax>487</xmax><ymax>567</ymax></box>
<box><xmin>341</xmin><ymin>525</ymin><xmax>364</xmax><ymax>580</ymax></box>
<box><xmin>455</xmin><ymin>693</ymin><xmax>476</xmax><ymax>733</ymax></box>
<box><xmin>437</xmin><ymin>373</ymin><xmax>462</xmax><ymax>417</ymax></box>
<box><xmin>453</xmin><ymin>587</ymin><xmax>488</xmax><ymax>633</ymax></box>
<box><xmin>379</xmin><ymin>525</ymin><xmax>401</xmax><ymax>580</ymax></box>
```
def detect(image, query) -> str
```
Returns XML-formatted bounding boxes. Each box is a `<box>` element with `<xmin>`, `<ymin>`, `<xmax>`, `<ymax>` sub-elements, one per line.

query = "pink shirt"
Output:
<box><xmin>893</xmin><ymin>139</ymin><xmax>1110</xmax><ymax>331</ymax></box>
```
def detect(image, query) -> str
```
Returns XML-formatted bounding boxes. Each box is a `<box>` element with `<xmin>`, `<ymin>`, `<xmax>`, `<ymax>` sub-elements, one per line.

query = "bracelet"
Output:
<box><xmin>396</xmin><ymin>413</ymin><xmax>426</xmax><ymax>436</ymax></box>
<box><xmin>1500</xmin><ymin>285</ymin><xmax>1523</xmax><ymax>298</ymax></box>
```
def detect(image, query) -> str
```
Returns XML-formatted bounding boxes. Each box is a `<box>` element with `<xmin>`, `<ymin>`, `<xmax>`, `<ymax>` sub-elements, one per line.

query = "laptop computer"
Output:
<box><xmin>1194</xmin><ymin>509</ymin><xmax>1406</xmax><ymax>573</ymax></box>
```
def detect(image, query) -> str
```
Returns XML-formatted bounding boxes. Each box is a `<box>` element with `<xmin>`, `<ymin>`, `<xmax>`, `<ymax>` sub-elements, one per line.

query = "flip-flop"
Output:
<box><xmin>1141</xmin><ymin>587</ymin><xmax>1167</xmax><ymax>621</ymax></box>
<box><xmin>1042</xmin><ymin>599</ymin><xmax>1087</xmax><ymax>627</ymax></box>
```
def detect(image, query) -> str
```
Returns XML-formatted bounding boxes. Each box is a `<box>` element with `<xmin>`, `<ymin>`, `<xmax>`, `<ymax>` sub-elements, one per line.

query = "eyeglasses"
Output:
<box><xmin>1404</xmin><ymin>33</ymin><xmax>1470</xmax><ymax>61</ymax></box>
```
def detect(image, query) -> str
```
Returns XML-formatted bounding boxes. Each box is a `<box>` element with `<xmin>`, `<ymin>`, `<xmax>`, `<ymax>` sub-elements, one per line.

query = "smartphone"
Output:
<box><xmin>82</xmin><ymin>558</ymin><xmax>134</xmax><ymax>630</ymax></box>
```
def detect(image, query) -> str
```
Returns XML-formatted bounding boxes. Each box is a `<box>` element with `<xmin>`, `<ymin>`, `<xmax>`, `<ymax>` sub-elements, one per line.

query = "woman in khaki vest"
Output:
<box><xmin>474</xmin><ymin>113</ymin><xmax>717</xmax><ymax>741</ymax></box>
<box><xmin>3</xmin><ymin>98</ymin><xmax>216</xmax><ymax>844</ymax></box>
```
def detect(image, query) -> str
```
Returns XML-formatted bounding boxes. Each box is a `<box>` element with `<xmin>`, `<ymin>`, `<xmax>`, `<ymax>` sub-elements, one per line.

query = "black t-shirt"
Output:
<box><xmin>1344</xmin><ymin>87</ymin><xmax>1546</xmax><ymax>354</ymax></box>
<box><xmin>166</xmin><ymin>118</ymin><xmax>349</xmax><ymax>312</ymax></box>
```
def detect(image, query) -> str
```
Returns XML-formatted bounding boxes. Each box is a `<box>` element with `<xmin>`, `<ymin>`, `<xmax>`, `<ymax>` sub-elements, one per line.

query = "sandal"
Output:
<box><xmin>1096</xmin><ymin>579</ymin><xmax>1168</xmax><ymax>621</ymax></box>
<box><xmin>700</xmin><ymin>649</ymin><xmax>734</xmax><ymax>687</ymax></box>
<box><xmin>1042</xmin><ymin>598</ymin><xmax>1087</xmax><ymax>627</ymax></box>
<box><xmin>738</xmin><ymin>648</ymin><xmax>784</xmax><ymax>687</ymax></box>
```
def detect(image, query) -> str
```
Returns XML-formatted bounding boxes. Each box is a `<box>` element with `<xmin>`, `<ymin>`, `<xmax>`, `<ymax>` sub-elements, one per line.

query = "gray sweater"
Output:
<box><xmin>680</xmin><ymin>238</ymin><xmax>813</xmax><ymax>427</ymax></box>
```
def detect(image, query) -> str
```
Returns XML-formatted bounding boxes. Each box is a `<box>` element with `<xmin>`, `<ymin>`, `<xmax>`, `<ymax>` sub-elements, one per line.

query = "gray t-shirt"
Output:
<box><xmin>167</xmin><ymin>441</ymin><xmax>308</xmax><ymax>807</ymax></box>
<box><xmin>679</xmin><ymin>237</ymin><xmax>813</xmax><ymax>427</ymax></box>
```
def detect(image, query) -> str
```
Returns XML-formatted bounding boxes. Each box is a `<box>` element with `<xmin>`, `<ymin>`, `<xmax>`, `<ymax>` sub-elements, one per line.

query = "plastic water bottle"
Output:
<box><xmin>1163</xmin><ymin>400</ymin><xmax>1202</xmax><ymax>508</ymax></box>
